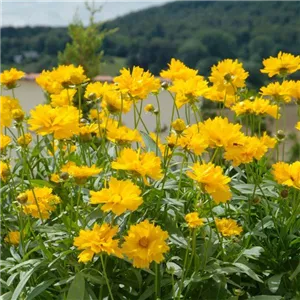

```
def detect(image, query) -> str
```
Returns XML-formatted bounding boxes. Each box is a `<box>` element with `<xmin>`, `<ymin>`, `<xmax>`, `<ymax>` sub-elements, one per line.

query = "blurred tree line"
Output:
<box><xmin>1</xmin><ymin>1</ymin><xmax>300</xmax><ymax>86</ymax></box>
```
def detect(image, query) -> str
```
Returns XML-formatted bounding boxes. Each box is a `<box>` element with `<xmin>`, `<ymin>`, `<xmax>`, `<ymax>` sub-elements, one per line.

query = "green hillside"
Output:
<box><xmin>2</xmin><ymin>1</ymin><xmax>300</xmax><ymax>86</ymax></box>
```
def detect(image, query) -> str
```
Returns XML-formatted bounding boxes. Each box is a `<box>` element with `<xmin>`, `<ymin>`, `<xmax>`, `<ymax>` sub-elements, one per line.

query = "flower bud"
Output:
<box><xmin>252</xmin><ymin>196</ymin><xmax>261</xmax><ymax>205</ymax></box>
<box><xmin>60</xmin><ymin>172</ymin><xmax>69</xmax><ymax>180</ymax></box>
<box><xmin>153</xmin><ymin>109</ymin><xmax>159</xmax><ymax>115</ymax></box>
<box><xmin>17</xmin><ymin>133</ymin><xmax>32</xmax><ymax>147</ymax></box>
<box><xmin>276</xmin><ymin>130</ymin><xmax>285</xmax><ymax>140</ymax></box>
<box><xmin>171</xmin><ymin>118</ymin><xmax>186</xmax><ymax>133</ymax></box>
<box><xmin>17</xmin><ymin>193</ymin><xmax>28</xmax><ymax>204</ymax></box>
<box><xmin>88</xmin><ymin>92</ymin><xmax>97</xmax><ymax>101</ymax></box>
<box><xmin>12</xmin><ymin>109</ymin><xmax>25</xmax><ymax>122</ymax></box>
<box><xmin>233</xmin><ymin>289</ymin><xmax>245</xmax><ymax>296</ymax></box>
<box><xmin>144</xmin><ymin>104</ymin><xmax>155</xmax><ymax>113</ymax></box>
<box><xmin>161</xmin><ymin>81</ymin><xmax>169</xmax><ymax>89</ymax></box>
<box><xmin>280</xmin><ymin>189</ymin><xmax>289</xmax><ymax>199</ymax></box>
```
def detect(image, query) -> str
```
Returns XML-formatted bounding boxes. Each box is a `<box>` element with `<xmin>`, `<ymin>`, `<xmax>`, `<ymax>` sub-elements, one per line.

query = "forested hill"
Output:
<box><xmin>2</xmin><ymin>1</ymin><xmax>300</xmax><ymax>86</ymax></box>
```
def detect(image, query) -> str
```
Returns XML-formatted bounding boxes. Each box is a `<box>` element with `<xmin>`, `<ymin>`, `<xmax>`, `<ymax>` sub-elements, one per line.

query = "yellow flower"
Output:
<box><xmin>160</xmin><ymin>58</ymin><xmax>198</xmax><ymax>81</ymax></box>
<box><xmin>101</xmin><ymin>90</ymin><xmax>132</xmax><ymax>114</ymax></box>
<box><xmin>0</xmin><ymin>96</ymin><xmax>22</xmax><ymax>128</ymax></box>
<box><xmin>205</xmin><ymin>86</ymin><xmax>236</xmax><ymax>108</ymax></box>
<box><xmin>0</xmin><ymin>134</ymin><xmax>11</xmax><ymax>150</ymax></box>
<box><xmin>272</xmin><ymin>161</ymin><xmax>300</xmax><ymax>189</ymax></box>
<box><xmin>50</xmin><ymin>89</ymin><xmax>77</xmax><ymax>107</ymax></box>
<box><xmin>53</xmin><ymin>65</ymin><xmax>88</xmax><ymax>86</ymax></box>
<box><xmin>260</xmin><ymin>52</ymin><xmax>300</xmax><ymax>77</ymax></box>
<box><xmin>168</xmin><ymin>76</ymin><xmax>209</xmax><ymax>108</ymax></box>
<box><xmin>36</xmin><ymin>70</ymin><xmax>63</xmax><ymax>95</ymax></box>
<box><xmin>185</xmin><ymin>212</ymin><xmax>204</xmax><ymax>228</ymax></box>
<box><xmin>111</xmin><ymin>148</ymin><xmax>163</xmax><ymax>184</ymax></box>
<box><xmin>231</xmin><ymin>97</ymin><xmax>280</xmax><ymax>119</ymax></box>
<box><xmin>144</xmin><ymin>104</ymin><xmax>155</xmax><ymax>113</ymax></box>
<box><xmin>0</xmin><ymin>161</ymin><xmax>10</xmax><ymax>182</ymax></box>
<box><xmin>17</xmin><ymin>133</ymin><xmax>32</xmax><ymax>147</ymax></box>
<box><xmin>50</xmin><ymin>173</ymin><xmax>61</xmax><ymax>183</ymax></box>
<box><xmin>122</xmin><ymin>220</ymin><xmax>169</xmax><ymax>268</ymax></box>
<box><xmin>4</xmin><ymin>231</ymin><xmax>20</xmax><ymax>245</ymax></box>
<box><xmin>78</xmin><ymin>123</ymin><xmax>98</xmax><ymax>141</ymax></box>
<box><xmin>84</xmin><ymin>81</ymin><xmax>113</xmax><ymax>100</ymax></box>
<box><xmin>198</xmin><ymin>117</ymin><xmax>244</xmax><ymax>149</ymax></box>
<box><xmin>21</xmin><ymin>187</ymin><xmax>61</xmax><ymax>219</ymax></box>
<box><xmin>90</xmin><ymin>177</ymin><xmax>143</xmax><ymax>215</ymax></box>
<box><xmin>287</xmin><ymin>80</ymin><xmax>300</xmax><ymax>103</ymax></box>
<box><xmin>215</xmin><ymin>218</ymin><xmax>243</xmax><ymax>237</ymax></box>
<box><xmin>74</xmin><ymin>223</ymin><xmax>122</xmax><ymax>263</ymax></box>
<box><xmin>177</xmin><ymin>124</ymin><xmax>209</xmax><ymax>155</ymax></box>
<box><xmin>209</xmin><ymin>59</ymin><xmax>249</xmax><ymax>95</ymax></box>
<box><xmin>260</xmin><ymin>132</ymin><xmax>277</xmax><ymax>149</ymax></box>
<box><xmin>171</xmin><ymin>118</ymin><xmax>186</xmax><ymax>133</ymax></box>
<box><xmin>224</xmin><ymin>136</ymin><xmax>268</xmax><ymax>166</ymax></box>
<box><xmin>12</xmin><ymin>109</ymin><xmax>25</xmax><ymax>122</ymax></box>
<box><xmin>1</xmin><ymin>68</ymin><xmax>25</xmax><ymax>89</ymax></box>
<box><xmin>28</xmin><ymin>104</ymin><xmax>80</xmax><ymax>139</ymax></box>
<box><xmin>48</xmin><ymin>140</ymin><xmax>77</xmax><ymax>156</ymax></box>
<box><xmin>61</xmin><ymin>162</ymin><xmax>102</xmax><ymax>184</ymax></box>
<box><xmin>260</xmin><ymin>81</ymin><xmax>292</xmax><ymax>103</ymax></box>
<box><xmin>114</xmin><ymin>66</ymin><xmax>161</xmax><ymax>100</ymax></box>
<box><xmin>296</xmin><ymin>122</ymin><xmax>300</xmax><ymax>131</ymax></box>
<box><xmin>106</xmin><ymin>123</ymin><xmax>142</xmax><ymax>145</ymax></box>
<box><xmin>186</xmin><ymin>162</ymin><xmax>232</xmax><ymax>204</ymax></box>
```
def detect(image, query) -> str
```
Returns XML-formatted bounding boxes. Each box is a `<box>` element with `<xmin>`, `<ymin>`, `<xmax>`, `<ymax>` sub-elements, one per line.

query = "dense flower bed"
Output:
<box><xmin>1</xmin><ymin>52</ymin><xmax>300</xmax><ymax>299</ymax></box>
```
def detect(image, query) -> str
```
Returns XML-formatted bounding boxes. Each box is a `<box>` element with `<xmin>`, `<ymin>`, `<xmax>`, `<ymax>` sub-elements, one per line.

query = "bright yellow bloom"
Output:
<box><xmin>224</xmin><ymin>136</ymin><xmax>268</xmax><ymax>166</ymax></box>
<box><xmin>186</xmin><ymin>162</ymin><xmax>232</xmax><ymax>204</ymax></box>
<box><xmin>84</xmin><ymin>81</ymin><xmax>114</xmax><ymax>100</ymax></box>
<box><xmin>36</xmin><ymin>70</ymin><xmax>63</xmax><ymax>95</ymax></box>
<box><xmin>296</xmin><ymin>122</ymin><xmax>300</xmax><ymax>131</ymax></box>
<box><xmin>0</xmin><ymin>96</ymin><xmax>22</xmax><ymax>128</ymax></box>
<box><xmin>106</xmin><ymin>123</ymin><xmax>142</xmax><ymax>144</ymax></box>
<box><xmin>101</xmin><ymin>90</ymin><xmax>132</xmax><ymax>114</ymax></box>
<box><xmin>185</xmin><ymin>212</ymin><xmax>204</xmax><ymax>228</ymax></box>
<box><xmin>50</xmin><ymin>89</ymin><xmax>77</xmax><ymax>107</ymax></box>
<box><xmin>4</xmin><ymin>231</ymin><xmax>20</xmax><ymax>245</ymax></box>
<box><xmin>21</xmin><ymin>187</ymin><xmax>61</xmax><ymax>219</ymax></box>
<box><xmin>0</xmin><ymin>162</ymin><xmax>10</xmax><ymax>182</ymax></box>
<box><xmin>74</xmin><ymin>223</ymin><xmax>122</xmax><ymax>263</ymax></box>
<box><xmin>215</xmin><ymin>218</ymin><xmax>243</xmax><ymax>237</ymax></box>
<box><xmin>198</xmin><ymin>117</ymin><xmax>244</xmax><ymax>149</ymax></box>
<box><xmin>90</xmin><ymin>177</ymin><xmax>143</xmax><ymax>215</ymax></box>
<box><xmin>260</xmin><ymin>132</ymin><xmax>277</xmax><ymax>149</ymax></box>
<box><xmin>1</xmin><ymin>68</ymin><xmax>25</xmax><ymax>88</ymax></box>
<box><xmin>260</xmin><ymin>81</ymin><xmax>292</xmax><ymax>103</ymax></box>
<box><xmin>177</xmin><ymin>124</ymin><xmax>209</xmax><ymax>155</ymax></box>
<box><xmin>272</xmin><ymin>161</ymin><xmax>300</xmax><ymax>189</ymax></box>
<box><xmin>50</xmin><ymin>173</ymin><xmax>61</xmax><ymax>183</ymax></box>
<box><xmin>168</xmin><ymin>76</ymin><xmax>209</xmax><ymax>108</ymax></box>
<box><xmin>17</xmin><ymin>133</ymin><xmax>32</xmax><ymax>147</ymax></box>
<box><xmin>231</xmin><ymin>97</ymin><xmax>280</xmax><ymax>119</ymax></box>
<box><xmin>53</xmin><ymin>65</ymin><xmax>88</xmax><ymax>86</ymax></box>
<box><xmin>144</xmin><ymin>104</ymin><xmax>155</xmax><ymax>113</ymax></box>
<box><xmin>0</xmin><ymin>134</ymin><xmax>11</xmax><ymax>150</ymax></box>
<box><xmin>78</xmin><ymin>123</ymin><xmax>98</xmax><ymax>141</ymax></box>
<box><xmin>114</xmin><ymin>66</ymin><xmax>161</xmax><ymax>100</ymax></box>
<box><xmin>61</xmin><ymin>162</ymin><xmax>102</xmax><ymax>184</ymax></box>
<box><xmin>205</xmin><ymin>86</ymin><xmax>236</xmax><ymax>108</ymax></box>
<box><xmin>171</xmin><ymin>118</ymin><xmax>186</xmax><ymax>133</ymax></box>
<box><xmin>260</xmin><ymin>52</ymin><xmax>300</xmax><ymax>77</ymax></box>
<box><xmin>209</xmin><ymin>59</ymin><xmax>249</xmax><ymax>95</ymax></box>
<box><xmin>122</xmin><ymin>220</ymin><xmax>169</xmax><ymax>268</ymax></box>
<box><xmin>287</xmin><ymin>80</ymin><xmax>300</xmax><ymax>102</ymax></box>
<box><xmin>111</xmin><ymin>148</ymin><xmax>163</xmax><ymax>184</ymax></box>
<box><xmin>160</xmin><ymin>58</ymin><xmax>198</xmax><ymax>81</ymax></box>
<box><xmin>28</xmin><ymin>104</ymin><xmax>80</xmax><ymax>139</ymax></box>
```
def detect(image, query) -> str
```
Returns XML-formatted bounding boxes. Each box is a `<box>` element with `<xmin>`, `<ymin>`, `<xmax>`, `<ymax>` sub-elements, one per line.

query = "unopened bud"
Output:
<box><xmin>12</xmin><ymin>109</ymin><xmax>25</xmax><ymax>122</ymax></box>
<box><xmin>252</xmin><ymin>196</ymin><xmax>261</xmax><ymax>205</ymax></box>
<box><xmin>276</xmin><ymin>130</ymin><xmax>285</xmax><ymax>140</ymax></box>
<box><xmin>280</xmin><ymin>189</ymin><xmax>289</xmax><ymax>199</ymax></box>
<box><xmin>154</xmin><ymin>109</ymin><xmax>159</xmax><ymax>115</ymax></box>
<box><xmin>171</xmin><ymin>118</ymin><xmax>186</xmax><ymax>134</ymax></box>
<box><xmin>17</xmin><ymin>193</ymin><xmax>28</xmax><ymax>204</ymax></box>
<box><xmin>88</xmin><ymin>92</ymin><xmax>97</xmax><ymax>101</ymax></box>
<box><xmin>144</xmin><ymin>104</ymin><xmax>155</xmax><ymax>113</ymax></box>
<box><xmin>60</xmin><ymin>172</ymin><xmax>69</xmax><ymax>180</ymax></box>
<box><xmin>161</xmin><ymin>81</ymin><xmax>169</xmax><ymax>89</ymax></box>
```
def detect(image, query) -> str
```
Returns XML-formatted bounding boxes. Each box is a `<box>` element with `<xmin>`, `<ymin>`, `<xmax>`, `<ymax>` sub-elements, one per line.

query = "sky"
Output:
<box><xmin>1</xmin><ymin>1</ymin><xmax>173</xmax><ymax>27</ymax></box>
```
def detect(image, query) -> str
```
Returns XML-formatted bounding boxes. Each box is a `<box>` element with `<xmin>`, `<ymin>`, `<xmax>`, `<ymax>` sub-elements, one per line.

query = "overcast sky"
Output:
<box><xmin>1</xmin><ymin>1</ymin><xmax>172</xmax><ymax>27</ymax></box>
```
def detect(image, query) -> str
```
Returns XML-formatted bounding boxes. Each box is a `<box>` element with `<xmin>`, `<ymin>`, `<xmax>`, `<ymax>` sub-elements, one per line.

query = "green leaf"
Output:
<box><xmin>30</xmin><ymin>179</ymin><xmax>54</xmax><ymax>188</ymax></box>
<box><xmin>249</xmin><ymin>296</ymin><xmax>282</xmax><ymax>300</ymax></box>
<box><xmin>0</xmin><ymin>292</ymin><xmax>13</xmax><ymax>300</ymax></box>
<box><xmin>138</xmin><ymin>284</ymin><xmax>155</xmax><ymax>300</ymax></box>
<box><xmin>169</xmin><ymin>233</ymin><xmax>188</xmax><ymax>249</ymax></box>
<box><xmin>140</xmin><ymin>131</ymin><xmax>162</xmax><ymax>158</ymax></box>
<box><xmin>27</xmin><ymin>279</ymin><xmax>56</xmax><ymax>300</ymax></box>
<box><xmin>233</xmin><ymin>263</ymin><xmax>263</xmax><ymax>283</ymax></box>
<box><xmin>67</xmin><ymin>272</ymin><xmax>85</xmax><ymax>300</ymax></box>
<box><xmin>267</xmin><ymin>273</ymin><xmax>284</xmax><ymax>293</ymax></box>
<box><xmin>289</xmin><ymin>261</ymin><xmax>300</xmax><ymax>281</ymax></box>
<box><xmin>11</xmin><ymin>268</ymin><xmax>36</xmax><ymax>300</ymax></box>
<box><xmin>242</xmin><ymin>246</ymin><xmax>264</xmax><ymax>260</ymax></box>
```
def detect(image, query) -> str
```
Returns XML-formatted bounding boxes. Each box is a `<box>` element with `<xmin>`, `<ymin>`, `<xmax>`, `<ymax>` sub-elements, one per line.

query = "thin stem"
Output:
<box><xmin>100</xmin><ymin>255</ymin><xmax>114</xmax><ymax>300</ymax></box>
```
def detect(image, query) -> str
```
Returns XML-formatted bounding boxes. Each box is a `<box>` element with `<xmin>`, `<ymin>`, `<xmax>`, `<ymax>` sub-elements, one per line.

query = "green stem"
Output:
<box><xmin>100</xmin><ymin>255</ymin><xmax>114</xmax><ymax>300</ymax></box>
<box><xmin>155</xmin><ymin>263</ymin><xmax>161</xmax><ymax>299</ymax></box>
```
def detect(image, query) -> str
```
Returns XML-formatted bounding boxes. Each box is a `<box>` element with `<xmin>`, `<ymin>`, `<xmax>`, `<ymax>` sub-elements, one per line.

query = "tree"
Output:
<box><xmin>58</xmin><ymin>1</ymin><xmax>117</xmax><ymax>78</ymax></box>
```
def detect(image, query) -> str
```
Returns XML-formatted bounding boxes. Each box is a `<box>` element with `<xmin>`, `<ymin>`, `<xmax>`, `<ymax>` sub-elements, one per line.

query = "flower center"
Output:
<box><xmin>139</xmin><ymin>237</ymin><xmax>149</xmax><ymax>248</ymax></box>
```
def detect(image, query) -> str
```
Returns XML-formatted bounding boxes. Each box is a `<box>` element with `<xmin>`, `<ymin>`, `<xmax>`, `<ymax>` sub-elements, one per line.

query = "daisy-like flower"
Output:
<box><xmin>231</xmin><ymin>97</ymin><xmax>280</xmax><ymax>119</ymax></box>
<box><xmin>260</xmin><ymin>52</ymin><xmax>300</xmax><ymax>77</ymax></box>
<box><xmin>122</xmin><ymin>220</ymin><xmax>169</xmax><ymax>268</ymax></box>
<box><xmin>28</xmin><ymin>104</ymin><xmax>80</xmax><ymax>139</ymax></box>
<box><xmin>90</xmin><ymin>177</ymin><xmax>143</xmax><ymax>215</ymax></box>
<box><xmin>114</xmin><ymin>66</ymin><xmax>161</xmax><ymax>100</ymax></box>
<box><xmin>144</xmin><ymin>104</ymin><xmax>155</xmax><ymax>113</ymax></box>
<box><xmin>111</xmin><ymin>148</ymin><xmax>163</xmax><ymax>184</ymax></box>
<box><xmin>171</xmin><ymin>118</ymin><xmax>186</xmax><ymax>133</ymax></box>
<box><xmin>20</xmin><ymin>187</ymin><xmax>61</xmax><ymax>219</ymax></box>
<box><xmin>186</xmin><ymin>162</ymin><xmax>232</xmax><ymax>204</ymax></box>
<box><xmin>101</xmin><ymin>90</ymin><xmax>132</xmax><ymax>114</ymax></box>
<box><xmin>260</xmin><ymin>81</ymin><xmax>292</xmax><ymax>103</ymax></box>
<box><xmin>260</xmin><ymin>132</ymin><xmax>277</xmax><ymax>149</ymax></box>
<box><xmin>78</xmin><ymin>123</ymin><xmax>99</xmax><ymax>141</ymax></box>
<box><xmin>0</xmin><ymin>134</ymin><xmax>11</xmax><ymax>150</ymax></box>
<box><xmin>1</xmin><ymin>68</ymin><xmax>25</xmax><ymax>89</ymax></box>
<box><xmin>185</xmin><ymin>212</ymin><xmax>204</xmax><ymax>228</ymax></box>
<box><xmin>17</xmin><ymin>133</ymin><xmax>32</xmax><ymax>147</ymax></box>
<box><xmin>272</xmin><ymin>161</ymin><xmax>300</xmax><ymax>190</ymax></box>
<box><xmin>4</xmin><ymin>231</ymin><xmax>20</xmax><ymax>245</ymax></box>
<box><xmin>198</xmin><ymin>117</ymin><xmax>244</xmax><ymax>150</ymax></box>
<box><xmin>287</xmin><ymin>80</ymin><xmax>300</xmax><ymax>103</ymax></box>
<box><xmin>160</xmin><ymin>58</ymin><xmax>198</xmax><ymax>81</ymax></box>
<box><xmin>0</xmin><ymin>161</ymin><xmax>10</xmax><ymax>182</ymax></box>
<box><xmin>296</xmin><ymin>122</ymin><xmax>300</xmax><ymax>131</ymax></box>
<box><xmin>50</xmin><ymin>89</ymin><xmax>77</xmax><ymax>107</ymax></box>
<box><xmin>36</xmin><ymin>70</ymin><xmax>63</xmax><ymax>95</ymax></box>
<box><xmin>73</xmin><ymin>223</ymin><xmax>122</xmax><ymax>263</ymax></box>
<box><xmin>168</xmin><ymin>76</ymin><xmax>209</xmax><ymax>108</ymax></box>
<box><xmin>204</xmin><ymin>86</ymin><xmax>236</xmax><ymax>108</ymax></box>
<box><xmin>215</xmin><ymin>218</ymin><xmax>243</xmax><ymax>237</ymax></box>
<box><xmin>61</xmin><ymin>162</ymin><xmax>102</xmax><ymax>184</ymax></box>
<box><xmin>0</xmin><ymin>96</ymin><xmax>22</xmax><ymax>128</ymax></box>
<box><xmin>106</xmin><ymin>123</ymin><xmax>142</xmax><ymax>145</ymax></box>
<box><xmin>209</xmin><ymin>59</ymin><xmax>249</xmax><ymax>95</ymax></box>
<box><xmin>84</xmin><ymin>81</ymin><xmax>113</xmax><ymax>100</ymax></box>
<box><xmin>53</xmin><ymin>64</ymin><xmax>88</xmax><ymax>86</ymax></box>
